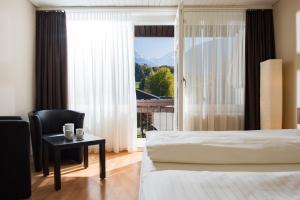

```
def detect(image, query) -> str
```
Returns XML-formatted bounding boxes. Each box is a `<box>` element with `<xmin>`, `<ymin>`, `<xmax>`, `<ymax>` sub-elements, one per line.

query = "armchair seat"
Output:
<box><xmin>29</xmin><ymin>109</ymin><xmax>85</xmax><ymax>172</ymax></box>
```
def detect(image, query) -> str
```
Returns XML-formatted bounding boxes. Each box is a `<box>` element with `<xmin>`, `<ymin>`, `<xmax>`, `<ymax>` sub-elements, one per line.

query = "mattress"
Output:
<box><xmin>140</xmin><ymin>130</ymin><xmax>300</xmax><ymax>200</ymax></box>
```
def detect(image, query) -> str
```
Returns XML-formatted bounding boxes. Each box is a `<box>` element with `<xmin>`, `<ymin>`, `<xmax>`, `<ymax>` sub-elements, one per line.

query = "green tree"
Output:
<box><xmin>159</xmin><ymin>65</ymin><xmax>174</xmax><ymax>73</ymax></box>
<box><xmin>143</xmin><ymin>65</ymin><xmax>153</xmax><ymax>77</ymax></box>
<box><xmin>140</xmin><ymin>78</ymin><xmax>145</xmax><ymax>90</ymax></box>
<box><xmin>135</xmin><ymin>63</ymin><xmax>154</xmax><ymax>90</ymax></box>
<box><xmin>135</xmin><ymin>63</ymin><xmax>144</xmax><ymax>82</ymax></box>
<box><xmin>145</xmin><ymin>67</ymin><xmax>174</xmax><ymax>97</ymax></box>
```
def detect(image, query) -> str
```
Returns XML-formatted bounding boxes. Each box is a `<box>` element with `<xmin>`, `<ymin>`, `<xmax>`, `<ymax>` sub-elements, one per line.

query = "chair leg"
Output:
<box><xmin>33</xmin><ymin>149</ymin><xmax>42</xmax><ymax>172</ymax></box>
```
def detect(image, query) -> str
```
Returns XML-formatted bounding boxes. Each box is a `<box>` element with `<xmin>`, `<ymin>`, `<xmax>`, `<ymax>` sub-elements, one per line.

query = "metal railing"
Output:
<box><xmin>137</xmin><ymin>99</ymin><xmax>174</xmax><ymax>138</ymax></box>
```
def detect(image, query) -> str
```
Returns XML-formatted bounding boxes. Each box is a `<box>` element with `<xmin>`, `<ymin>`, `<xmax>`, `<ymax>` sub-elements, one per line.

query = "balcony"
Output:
<box><xmin>137</xmin><ymin>99</ymin><xmax>174</xmax><ymax>138</ymax></box>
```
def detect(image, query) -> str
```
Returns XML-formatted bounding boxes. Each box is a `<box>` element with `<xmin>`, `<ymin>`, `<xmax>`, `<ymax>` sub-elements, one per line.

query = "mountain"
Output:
<box><xmin>151</xmin><ymin>51</ymin><xmax>174</xmax><ymax>67</ymax></box>
<box><xmin>135</xmin><ymin>51</ymin><xmax>174</xmax><ymax>67</ymax></box>
<box><xmin>135</xmin><ymin>51</ymin><xmax>156</xmax><ymax>67</ymax></box>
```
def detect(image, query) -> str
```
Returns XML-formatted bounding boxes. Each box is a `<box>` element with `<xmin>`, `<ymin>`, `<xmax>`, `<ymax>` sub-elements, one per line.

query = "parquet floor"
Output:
<box><xmin>30</xmin><ymin>151</ymin><xmax>143</xmax><ymax>200</ymax></box>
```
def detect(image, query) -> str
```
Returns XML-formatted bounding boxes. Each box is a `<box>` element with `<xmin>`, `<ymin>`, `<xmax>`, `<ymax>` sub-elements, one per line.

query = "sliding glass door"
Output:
<box><xmin>174</xmin><ymin>3</ymin><xmax>184</xmax><ymax>131</ymax></box>
<box><xmin>176</xmin><ymin>8</ymin><xmax>246</xmax><ymax>131</ymax></box>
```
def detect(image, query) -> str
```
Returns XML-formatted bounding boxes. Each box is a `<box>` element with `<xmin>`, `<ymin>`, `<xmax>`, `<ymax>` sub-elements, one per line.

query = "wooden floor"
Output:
<box><xmin>30</xmin><ymin>151</ymin><xmax>143</xmax><ymax>200</ymax></box>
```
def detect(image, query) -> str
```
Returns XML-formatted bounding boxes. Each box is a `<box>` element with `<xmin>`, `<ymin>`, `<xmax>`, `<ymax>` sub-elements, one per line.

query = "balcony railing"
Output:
<box><xmin>137</xmin><ymin>99</ymin><xmax>174</xmax><ymax>138</ymax></box>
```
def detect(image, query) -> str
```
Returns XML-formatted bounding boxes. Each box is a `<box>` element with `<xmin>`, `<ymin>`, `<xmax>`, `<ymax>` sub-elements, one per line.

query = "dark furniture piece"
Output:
<box><xmin>0</xmin><ymin>117</ymin><xmax>31</xmax><ymax>199</ymax></box>
<box><xmin>0</xmin><ymin>116</ymin><xmax>23</xmax><ymax>120</ymax></box>
<box><xmin>28</xmin><ymin>110</ymin><xmax>85</xmax><ymax>172</ymax></box>
<box><xmin>42</xmin><ymin>134</ymin><xmax>106</xmax><ymax>190</ymax></box>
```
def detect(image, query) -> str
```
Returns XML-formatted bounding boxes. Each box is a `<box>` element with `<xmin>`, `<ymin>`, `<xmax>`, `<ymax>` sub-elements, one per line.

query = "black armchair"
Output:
<box><xmin>28</xmin><ymin>110</ymin><xmax>85</xmax><ymax>172</ymax></box>
<box><xmin>0</xmin><ymin>117</ymin><xmax>31</xmax><ymax>199</ymax></box>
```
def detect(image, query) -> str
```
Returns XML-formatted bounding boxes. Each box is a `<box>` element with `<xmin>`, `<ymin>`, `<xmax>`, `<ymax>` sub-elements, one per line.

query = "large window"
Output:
<box><xmin>182</xmin><ymin>11</ymin><xmax>246</xmax><ymax>131</ymax></box>
<box><xmin>135</xmin><ymin>37</ymin><xmax>174</xmax><ymax>97</ymax></box>
<box><xmin>134</xmin><ymin>26</ymin><xmax>175</xmax><ymax>138</ymax></box>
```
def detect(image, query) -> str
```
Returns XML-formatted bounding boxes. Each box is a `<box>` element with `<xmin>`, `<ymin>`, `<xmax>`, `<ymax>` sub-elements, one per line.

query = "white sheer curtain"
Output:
<box><xmin>183</xmin><ymin>11</ymin><xmax>245</xmax><ymax>131</ymax></box>
<box><xmin>66</xmin><ymin>11</ymin><xmax>137</xmax><ymax>152</ymax></box>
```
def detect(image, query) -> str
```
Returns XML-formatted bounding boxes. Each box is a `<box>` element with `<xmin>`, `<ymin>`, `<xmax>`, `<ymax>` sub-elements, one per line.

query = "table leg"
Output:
<box><xmin>84</xmin><ymin>145</ymin><xmax>88</xmax><ymax>168</ymax></box>
<box><xmin>54</xmin><ymin>148</ymin><xmax>61</xmax><ymax>191</ymax></box>
<box><xmin>43</xmin><ymin>142</ymin><xmax>49</xmax><ymax>177</ymax></box>
<box><xmin>99</xmin><ymin>142</ymin><xmax>106</xmax><ymax>179</ymax></box>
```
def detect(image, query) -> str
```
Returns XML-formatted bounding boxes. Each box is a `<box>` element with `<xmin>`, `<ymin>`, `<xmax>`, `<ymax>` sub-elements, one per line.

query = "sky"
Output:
<box><xmin>135</xmin><ymin>37</ymin><xmax>174</xmax><ymax>58</ymax></box>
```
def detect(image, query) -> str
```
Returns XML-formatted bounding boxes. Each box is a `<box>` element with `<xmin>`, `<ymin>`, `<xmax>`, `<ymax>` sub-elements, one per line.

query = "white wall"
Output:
<box><xmin>0</xmin><ymin>0</ymin><xmax>35</xmax><ymax>119</ymax></box>
<box><xmin>273</xmin><ymin>0</ymin><xmax>300</xmax><ymax>128</ymax></box>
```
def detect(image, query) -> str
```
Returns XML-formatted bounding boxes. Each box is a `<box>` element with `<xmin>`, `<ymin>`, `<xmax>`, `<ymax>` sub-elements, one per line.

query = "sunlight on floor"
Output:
<box><xmin>31</xmin><ymin>151</ymin><xmax>143</xmax><ymax>200</ymax></box>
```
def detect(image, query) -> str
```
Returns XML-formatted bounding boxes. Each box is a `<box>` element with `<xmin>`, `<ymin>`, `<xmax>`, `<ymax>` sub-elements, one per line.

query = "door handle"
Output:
<box><xmin>182</xmin><ymin>77</ymin><xmax>186</xmax><ymax>88</ymax></box>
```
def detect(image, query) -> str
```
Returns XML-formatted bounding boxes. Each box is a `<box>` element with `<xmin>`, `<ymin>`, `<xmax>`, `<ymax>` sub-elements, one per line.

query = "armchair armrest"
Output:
<box><xmin>28</xmin><ymin>112</ymin><xmax>43</xmax><ymax>171</ymax></box>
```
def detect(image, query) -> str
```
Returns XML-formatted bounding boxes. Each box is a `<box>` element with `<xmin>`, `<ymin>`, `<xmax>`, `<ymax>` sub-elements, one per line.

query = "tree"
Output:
<box><xmin>135</xmin><ymin>63</ymin><xmax>154</xmax><ymax>90</ymax></box>
<box><xmin>143</xmin><ymin>65</ymin><xmax>153</xmax><ymax>77</ymax></box>
<box><xmin>135</xmin><ymin>63</ymin><xmax>144</xmax><ymax>82</ymax></box>
<box><xmin>160</xmin><ymin>65</ymin><xmax>174</xmax><ymax>73</ymax></box>
<box><xmin>140</xmin><ymin>78</ymin><xmax>145</xmax><ymax>90</ymax></box>
<box><xmin>145</xmin><ymin>67</ymin><xmax>174</xmax><ymax>97</ymax></box>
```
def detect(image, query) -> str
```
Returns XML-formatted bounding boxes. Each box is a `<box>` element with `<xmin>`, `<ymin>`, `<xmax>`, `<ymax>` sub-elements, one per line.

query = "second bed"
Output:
<box><xmin>140</xmin><ymin>130</ymin><xmax>300</xmax><ymax>200</ymax></box>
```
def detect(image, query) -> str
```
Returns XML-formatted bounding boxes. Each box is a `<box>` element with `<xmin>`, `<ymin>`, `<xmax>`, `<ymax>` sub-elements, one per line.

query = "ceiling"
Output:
<box><xmin>30</xmin><ymin>0</ymin><xmax>278</xmax><ymax>7</ymax></box>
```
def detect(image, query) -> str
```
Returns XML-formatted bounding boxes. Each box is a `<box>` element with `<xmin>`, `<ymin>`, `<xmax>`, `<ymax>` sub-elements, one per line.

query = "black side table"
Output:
<box><xmin>42</xmin><ymin>134</ymin><xmax>106</xmax><ymax>191</ymax></box>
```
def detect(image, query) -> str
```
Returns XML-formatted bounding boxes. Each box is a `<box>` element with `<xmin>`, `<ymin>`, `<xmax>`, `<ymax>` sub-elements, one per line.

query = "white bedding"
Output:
<box><xmin>141</xmin><ymin>170</ymin><xmax>300</xmax><ymax>200</ymax></box>
<box><xmin>146</xmin><ymin>130</ymin><xmax>300</xmax><ymax>164</ymax></box>
<box><xmin>140</xmin><ymin>130</ymin><xmax>300</xmax><ymax>200</ymax></box>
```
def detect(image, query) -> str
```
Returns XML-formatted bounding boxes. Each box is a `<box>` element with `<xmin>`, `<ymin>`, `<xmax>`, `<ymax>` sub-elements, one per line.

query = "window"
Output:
<box><xmin>134</xmin><ymin>26</ymin><xmax>175</xmax><ymax>138</ymax></box>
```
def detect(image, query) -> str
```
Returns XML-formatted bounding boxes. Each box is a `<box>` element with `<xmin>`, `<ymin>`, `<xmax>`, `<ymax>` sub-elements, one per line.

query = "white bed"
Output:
<box><xmin>140</xmin><ymin>130</ymin><xmax>300</xmax><ymax>200</ymax></box>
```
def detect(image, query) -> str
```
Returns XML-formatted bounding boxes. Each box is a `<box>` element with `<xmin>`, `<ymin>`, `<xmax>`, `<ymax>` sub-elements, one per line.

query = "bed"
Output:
<box><xmin>139</xmin><ymin>130</ymin><xmax>300</xmax><ymax>200</ymax></box>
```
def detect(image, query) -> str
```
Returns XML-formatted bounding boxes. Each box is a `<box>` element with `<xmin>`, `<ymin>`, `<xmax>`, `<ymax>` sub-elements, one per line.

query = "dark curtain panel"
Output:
<box><xmin>135</xmin><ymin>25</ymin><xmax>174</xmax><ymax>37</ymax></box>
<box><xmin>245</xmin><ymin>10</ymin><xmax>275</xmax><ymax>130</ymax></box>
<box><xmin>35</xmin><ymin>11</ymin><xmax>67</xmax><ymax>110</ymax></box>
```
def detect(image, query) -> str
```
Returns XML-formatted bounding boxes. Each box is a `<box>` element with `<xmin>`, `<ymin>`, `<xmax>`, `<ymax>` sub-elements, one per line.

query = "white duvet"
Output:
<box><xmin>140</xmin><ymin>170</ymin><xmax>300</xmax><ymax>200</ymax></box>
<box><xmin>146</xmin><ymin>130</ymin><xmax>300</xmax><ymax>164</ymax></box>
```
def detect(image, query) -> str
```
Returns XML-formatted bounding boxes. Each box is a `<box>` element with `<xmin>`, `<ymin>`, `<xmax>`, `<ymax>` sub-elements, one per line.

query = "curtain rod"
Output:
<box><xmin>37</xmin><ymin>6</ymin><xmax>177</xmax><ymax>12</ymax></box>
<box><xmin>183</xmin><ymin>5</ymin><xmax>273</xmax><ymax>12</ymax></box>
<box><xmin>37</xmin><ymin>4</ymin><xmax>272</xmax><ymax>12</ymax></box>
